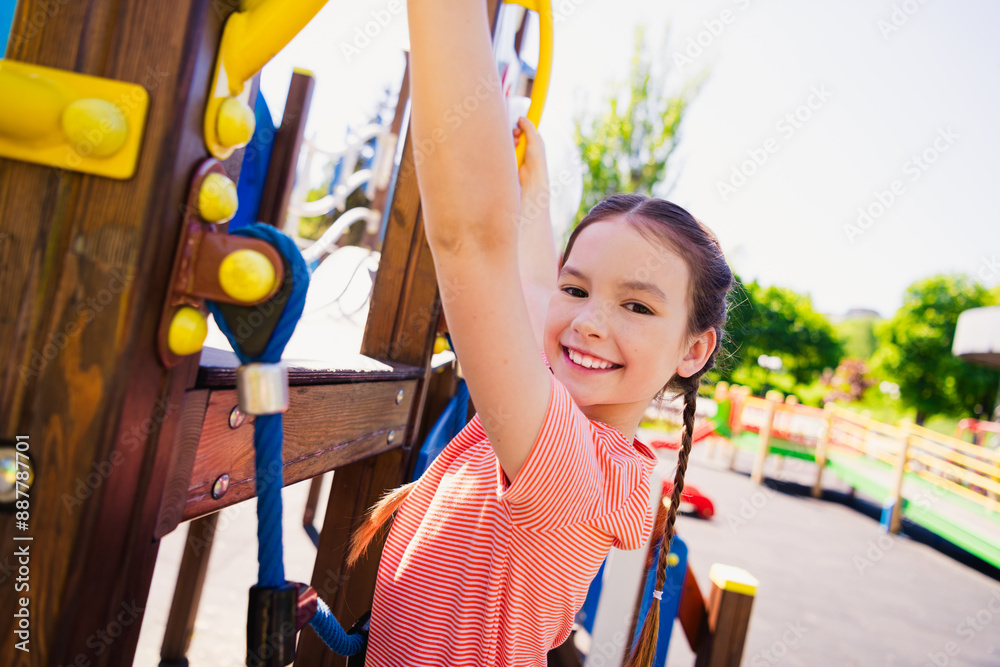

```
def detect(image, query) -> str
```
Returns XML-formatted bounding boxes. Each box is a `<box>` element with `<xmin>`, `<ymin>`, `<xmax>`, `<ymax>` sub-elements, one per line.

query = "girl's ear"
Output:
<box><xmin>677</xmin><ymin>328</ymin><xmax>717</xmax><ymax>378</ymax></box>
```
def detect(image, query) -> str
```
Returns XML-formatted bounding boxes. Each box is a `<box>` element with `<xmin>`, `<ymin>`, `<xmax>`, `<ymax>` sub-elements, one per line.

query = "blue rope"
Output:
<box><xmin>308</xmin><ymin>599</ymin><xmax>366</xmax><ymax>656</ymax></box>
<box><xmin>207</xmin><ymin>224</ymin><xmax>365</xmax><ymax>656</ymax></box>
<box><xmin>208</xmin><ymin>224</ymin><xmax>308</xmax><ymax>587</ymax></box>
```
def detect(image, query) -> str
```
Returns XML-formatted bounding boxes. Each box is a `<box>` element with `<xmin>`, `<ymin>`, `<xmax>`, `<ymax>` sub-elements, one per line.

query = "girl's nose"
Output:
<box><xmin>572</xmin><ymin>302</ymin><xmax>609</xmax><ymax>339</ymax></box>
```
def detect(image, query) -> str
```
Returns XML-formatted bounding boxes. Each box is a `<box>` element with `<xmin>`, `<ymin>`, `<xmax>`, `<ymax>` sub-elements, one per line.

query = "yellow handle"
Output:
<box><xmin>221</xmin><ymin>0</ymin><xmax>328</xmax><ymax>96</ymax></box>
<box><xmin>504</xmin><ymin>0</ymin><xmax>553</xmax><ymax>165</ymax></box>
<box><xmin>204</xmin><ymin>0</ymin><xmax>328</xmax><ymax>159</ymax></box>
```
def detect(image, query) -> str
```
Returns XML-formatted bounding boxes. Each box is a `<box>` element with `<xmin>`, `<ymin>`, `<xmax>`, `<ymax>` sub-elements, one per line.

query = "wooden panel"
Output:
<box><xmin>182</xmin><ymin>379</ymin><xmax>416</xmax><ymax>520</ymax></box>
<box><xmin>258</xmin><ymin>69</ymin><xmax>315</xmax><ymax>230</ymax></box>
<box><xmin>155</xmin><ymin>388</ymin><xmax>210</xmax><ymax>540</ymax></box>
<box><xmin>160</xmin><ymin>512</ymin><xmax>219</xmax><ymax>660</ymax></box>
<box><xmin>0</xmin><ymin>0</ymin><xmax>249</xmax><ymax>663</ymax></box>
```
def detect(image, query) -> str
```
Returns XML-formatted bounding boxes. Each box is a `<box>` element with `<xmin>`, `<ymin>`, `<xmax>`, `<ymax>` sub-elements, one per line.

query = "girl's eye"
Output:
<box><xmin>625</xmin><ymin>302</ymin><xmax>653</xmax><ymax>315</ymax></box>
<box><xmin>562</xmin><ymin>286</ymin><xmax>587</xmax><ymax>298</ymax></box>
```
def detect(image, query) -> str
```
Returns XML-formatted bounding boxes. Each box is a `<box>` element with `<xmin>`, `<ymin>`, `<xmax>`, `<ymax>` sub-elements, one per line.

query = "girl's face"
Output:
<box><xmin>543</xmin><ymin>217</ymin><xmax>705</xmax><ymax>432</ymax></box>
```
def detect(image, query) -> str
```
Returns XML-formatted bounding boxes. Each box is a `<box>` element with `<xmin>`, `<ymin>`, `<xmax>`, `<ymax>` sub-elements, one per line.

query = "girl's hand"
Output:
<box><xmin>513</xmin><ymin>117</ymin><xmax>550</xmax><ymax>195</ymax></box>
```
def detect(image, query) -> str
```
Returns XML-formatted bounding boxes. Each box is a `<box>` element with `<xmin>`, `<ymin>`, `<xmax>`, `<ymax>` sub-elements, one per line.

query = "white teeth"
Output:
<box><xmin>567</xmin><ymin>347</ymin><xmax>616</xmax><ymax>370</ymax></box>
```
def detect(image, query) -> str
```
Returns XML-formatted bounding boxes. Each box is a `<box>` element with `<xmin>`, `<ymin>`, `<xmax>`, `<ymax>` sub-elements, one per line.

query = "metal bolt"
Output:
<box><xmin>395</xmin><ymin>389</ymin><xmax>404</xmax><ymax>405</ymax></box>
<box><xmin>229</xmin><ymin>406</ymin><xmax>245</xmax><ymax>429</ymax></box>
<box><xmin>212</xmin><ymin>474</ymin><xmax>230</xmax><ymax>499</ymax></box>
<box><xmin>387</xmin><ymin>430</ymin><xmax>395</xmax><ymax>445</ymax></box>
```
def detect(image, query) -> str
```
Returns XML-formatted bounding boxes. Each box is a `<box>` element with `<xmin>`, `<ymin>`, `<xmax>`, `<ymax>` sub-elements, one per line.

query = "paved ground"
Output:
<box><xmin>664</xmin><ymin>444</ymin><xmax>1000</xmax><ymax>667</ymax></box>
<box><xmin>134</xmin><ymin>444</ymin><xmax>1000</xmax><ymax>666</ymax></box>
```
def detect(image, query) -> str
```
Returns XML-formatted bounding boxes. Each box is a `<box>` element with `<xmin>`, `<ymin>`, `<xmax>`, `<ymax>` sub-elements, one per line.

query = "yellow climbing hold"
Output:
<box><xmin>198</xmin><ymin>172</ymin><xmax>238</xmax><ymax>223</ymax></box>
<box><xmin>216</xmin><ymin>96</ymin><xmax>255</xmax><ymax>148</ymax></box>
<box><xmin>433</xmin><ymin>336</ymin><xmax>450</xmax><ymax>355</ymax></box>
<box><xmin>168</xmin><ymin>306</ymin><xmax>208</xmax><ymax>356</ymax></box>
<box><xmin>667</xmin><ymin>553</ymin><xmax>680</xmax><ymax>567</ymax></box>
<box><xmin>61</xmin><ymin>98</ymin><xmax>128</xmax><ymax>158</ymax></box>
<box><xmin>218</xmin><ymin>249</ymin><xmax>276</xmax><ymax>303</ymax></box>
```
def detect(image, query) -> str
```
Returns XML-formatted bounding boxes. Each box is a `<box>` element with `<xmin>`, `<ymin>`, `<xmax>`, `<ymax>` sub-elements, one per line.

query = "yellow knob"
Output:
<box><xmin>168</xmin><ymin>306</ymin><xmax>208</xmax><ymax>356</ymax></box>
<box><xmin>433</xmin><ymin>336</ymin><xmax>450</xmax><ymax>355</ymax></box>
<box><xmin>218</xmin><ymin>249</ymin><xmax>276</xmax><ymax>303</ymax></box>
<box><xmin>667</xmin><ymin>553</ymin><xmax>680</xmax><ymax>567</ymax></box>
<box><xmin>198</xmin><ymin>172</ymin><xmax>238</xmax><ymax>223</ymax></box>
<box><xmin>216</xmin><ymin>96</ymin><xmax>255</xmax><ymax>148</ymax></box>
<box><xmin>61</xmin><ymin>98</ymin><xmax>128</xmax><ymax>158</ymax></box>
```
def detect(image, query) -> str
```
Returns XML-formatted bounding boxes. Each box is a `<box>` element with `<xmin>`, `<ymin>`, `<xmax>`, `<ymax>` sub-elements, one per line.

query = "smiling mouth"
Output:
<box><xmin>562</xmin><ymin>346</ymin><xmax>624</xmax><ymax>371</ymax></box>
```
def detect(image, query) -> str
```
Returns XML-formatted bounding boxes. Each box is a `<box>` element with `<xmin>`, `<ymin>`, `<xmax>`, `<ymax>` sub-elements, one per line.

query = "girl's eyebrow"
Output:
<box><xmin>560</xmin><ymin>265</ymin><xmax>668</xmax><ymax>302</ymax></box>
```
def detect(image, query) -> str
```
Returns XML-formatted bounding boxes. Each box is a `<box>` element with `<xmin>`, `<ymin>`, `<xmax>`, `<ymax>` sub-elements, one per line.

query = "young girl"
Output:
<box><xmin>348</xmin><ymin>1</ymin><xmax>734</xmax><ymax>665</ymax></box>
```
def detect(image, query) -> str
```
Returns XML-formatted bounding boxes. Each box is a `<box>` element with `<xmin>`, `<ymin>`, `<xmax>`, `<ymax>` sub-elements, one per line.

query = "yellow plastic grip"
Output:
<box><xmin>0</xmin><ymin>60</ymin><xmax>149</xmax><ymax>179</ymax></box>
<box><xmin>504</xmin><ymin>0</ymin><xmax>553</xmax><ymax>165</ymax></box>
<box><xmin>204</xmin><ymin>0</ymin><xmax>329</xmax><ymax>159</ymax></box>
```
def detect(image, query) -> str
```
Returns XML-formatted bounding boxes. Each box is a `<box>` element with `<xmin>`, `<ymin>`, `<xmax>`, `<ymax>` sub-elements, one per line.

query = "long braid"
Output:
<box><xmin>624</xmin><ymin>381</ymin><xmax>699</xmax><ymax>667</ymax></box>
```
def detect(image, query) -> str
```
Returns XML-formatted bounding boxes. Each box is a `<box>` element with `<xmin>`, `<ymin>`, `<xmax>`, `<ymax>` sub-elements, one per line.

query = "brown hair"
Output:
<box><xmin>350</xmin><ymin>195</ymin><xmax>733</xmax><ymax>666</ymax></box>
<box><xmin>568</xmin><ymin>195</ymin><xmax>732</xmax><ymax>666</ymax></box>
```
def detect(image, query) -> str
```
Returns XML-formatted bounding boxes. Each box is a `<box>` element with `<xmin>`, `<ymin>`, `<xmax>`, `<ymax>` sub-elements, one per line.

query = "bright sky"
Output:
<box><xmin>259</xmin><ymin>0</ymin><xmax>999</xmax><ymax>319</ymax></box>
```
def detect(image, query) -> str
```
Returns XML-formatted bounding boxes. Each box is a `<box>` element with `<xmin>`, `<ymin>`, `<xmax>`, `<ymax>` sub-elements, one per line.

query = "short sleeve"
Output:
<box><xmin>496</xmin><ymin>373</ymin><xmax>602</xmax><ymax>530</ymax></box>
<box><xmin>591</xmin><ymin>456</ymin><xmax>655</xmax><ymax>551</ymax></box>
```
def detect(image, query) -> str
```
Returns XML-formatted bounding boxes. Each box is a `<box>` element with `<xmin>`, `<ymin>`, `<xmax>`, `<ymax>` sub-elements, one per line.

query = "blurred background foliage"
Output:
<box><xmin>573</xmin><ymin>26</ymin><xmax>1000</xmax><ymax>435</ymax></box>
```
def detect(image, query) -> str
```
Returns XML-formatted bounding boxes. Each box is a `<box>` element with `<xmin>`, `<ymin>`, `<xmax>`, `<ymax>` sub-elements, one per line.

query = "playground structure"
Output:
<box><xmin>0</xmin><ymin>0</ymin><xmax>763</xmax><ymax>665</ymax></box>
<box><xmin>712</xmin><ymin>382</ymin><xmax>1000</xmax><ymax>570</ymax></box>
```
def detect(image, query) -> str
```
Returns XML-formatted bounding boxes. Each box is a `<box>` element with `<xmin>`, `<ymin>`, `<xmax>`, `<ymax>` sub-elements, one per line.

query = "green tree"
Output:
<box><xmin>718</xmin><ymin>277</ymin><xmax>843</xmax><ymax>395</ymax></box>
<box><xmin>573</xmin><ymin>25</ymin><xmax>706</xmax><ymax>220</ymax></box>
<box><xmin>872</xmin><ymin>274</ymin><xmax>999</xmax><ymax>424</ymax></box>
<box><xmin>835</xmin><ymin>314</ymin><xmax>879</xmax><ymax>360</ymax></box>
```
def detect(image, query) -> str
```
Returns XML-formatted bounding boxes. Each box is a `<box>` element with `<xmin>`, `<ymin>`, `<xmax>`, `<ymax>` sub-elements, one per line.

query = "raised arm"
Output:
<box><xmin>514</xmin><ymin>117</ymin><xmax>558</xmax><ymax>347</ymax></box>
<box><xmin>407</xmin><ymin>0</ymin><xmax>552</xmax><ymax>483</ymax></box>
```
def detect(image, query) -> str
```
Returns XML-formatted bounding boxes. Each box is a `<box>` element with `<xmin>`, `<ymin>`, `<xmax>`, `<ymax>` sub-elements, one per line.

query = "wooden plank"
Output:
<box><xmin>298</xmin><ymin>448</ymin><xmax>408</xmax><ymax>667</ymax></box>
<box><xmin>677</xmin><ymin>564</ymin><xmax>708</xmax><ymax>651</ymax></box>
<box><xmin>0</xmin><ymin>0</ymin><xmax>246</xmax><ymax>664</ymax></box>
<box><xmin>195</xmin><ymin>345</ymin><xmax>425</xmax><ymax>387</ymax></box>
<box><xmin>360</xmin><ymin>55</ymin><xmax>410</xmax><ymax>250</ymax></box>
<box><xmin>160</xmin><ymin>512</ymin><xmax>219</xmax><ymax>662</ymax></box>
<box><xmin>695</xmin><ymin>577</ymin><xmax>756</xmax><ymax>667</ymax></box>
<box><xmin>155</xmin><ymin>389</ymin><xmax>210</xmax><ymax>539</ymax></box>
<box><xmin>258</xmin><ymin>69</ymin><xmax>316</xmax><ymax>231</ymax></box>
<box><xmin>907</xmin><ymin>422</ymin><xmax>1000</xmax><ymax>464</ymax></box>
<box><xmin>181</xmin><ymin>379</ymin><xmax>416</xmax><ymax>520</ymax></box>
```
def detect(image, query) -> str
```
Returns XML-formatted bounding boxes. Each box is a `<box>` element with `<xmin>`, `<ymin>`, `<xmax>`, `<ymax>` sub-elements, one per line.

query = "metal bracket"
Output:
<box><xmin>157</xmin><ymin>159</ymin><xmax>285</xmax><ymax>368</ymax></box>
<box><xmin>0</xmin><ymin>59</ymin><xmax>149</xmax><ymax>179</ymax></box>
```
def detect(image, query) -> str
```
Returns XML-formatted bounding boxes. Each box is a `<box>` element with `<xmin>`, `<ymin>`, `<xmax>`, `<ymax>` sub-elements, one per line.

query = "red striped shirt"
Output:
<box><xmin>367</xmin><ymin>368</ymin><xmax>657</xmax><ymax>666</ymax></box>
